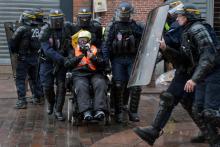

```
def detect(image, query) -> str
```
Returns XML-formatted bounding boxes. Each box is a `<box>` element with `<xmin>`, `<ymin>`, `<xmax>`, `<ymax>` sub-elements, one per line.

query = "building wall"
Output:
<box><xmin>214</xmin><ymin>0</ymin><xmax>220</xmax><ymax>40</ymax></box>
<box><xmin>73</xmin><ymin>0</ymin><xmax>163</xmax><ymax>26</ymax></box>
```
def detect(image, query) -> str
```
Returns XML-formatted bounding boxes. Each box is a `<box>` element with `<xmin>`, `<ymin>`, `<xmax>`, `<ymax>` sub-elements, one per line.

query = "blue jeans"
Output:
<box><xmin>111</xmin><ymin>56</ymin><xmax>135</xmax><ymax>82</ymax></box>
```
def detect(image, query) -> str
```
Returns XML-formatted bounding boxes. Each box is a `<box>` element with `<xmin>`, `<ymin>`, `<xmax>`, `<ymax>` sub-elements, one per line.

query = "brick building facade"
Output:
<box><xmin>73</xmin><ymin>0</ymin><xmax>163</xmax><ymax>26</ymax></box>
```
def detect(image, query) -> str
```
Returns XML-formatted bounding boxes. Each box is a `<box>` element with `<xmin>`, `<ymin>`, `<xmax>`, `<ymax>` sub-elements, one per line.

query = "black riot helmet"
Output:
<box><xmin>116</xmin><ymin>2</ymin><xmax>134</xmax><ymax>22</ymax></box>
<box><xmin>48</xmin><ymin>9</ymin><xmax>64</xmax><ymax>29</ymax></box>
<box><xmin>77</xmin><ymin>8</ymin><xmax>92</xmax><ymax>28</ymax></box>
<box><xmin>174</xmin><ymin>3</ymin><xmax>201</xmax><ymax>21</ymax></box>
<box><xmin>19</xmin><ymin>9</ymin><xmax>37</xmax><ymax>26</ymax></box>
<box><xmin>33</xmin><ymin>8</ymin><xmax>44</xmax><ymax>24</ymax></box>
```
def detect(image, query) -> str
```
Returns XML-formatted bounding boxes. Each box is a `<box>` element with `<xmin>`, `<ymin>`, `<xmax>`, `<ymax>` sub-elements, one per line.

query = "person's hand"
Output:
<box><xmin>159</xmin><ymin>38</ymin><xmax>167</xmax><ymax>51</ymax></box>
<box><xmin>184</xmin><ymin>79</ymin><xmax>196</xmax><ymax>93</ymax></box>
<box><xmin>87</xmin><ymin>51</ymin><xmax>94</xmax><ymax>58</ymax></box>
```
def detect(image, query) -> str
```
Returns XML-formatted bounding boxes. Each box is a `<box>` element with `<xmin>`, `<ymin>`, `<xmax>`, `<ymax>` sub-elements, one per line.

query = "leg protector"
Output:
<box><xmin>152</xmin><ymin>92</ymin><xmax>175</xmax><ymax>131</ymax></box>
<box><xmin>43</xmin><ymin>88</ymin><xmax>55</xmax><ymax>115</ymax></box>
<box><xmin>129</xmin><ymin>86</ymin><xmax>141</xmax><ymax>113</ymax></box>
<box><xmin>55</xmin><ymin>81</ymin><xmax>66</xmax><ymax>112</ymax></box>
<box><xmin>114</xmin><ymin>81</ymin><xmax>126</xmax><ymax>123</ymax></box>
<box><xmin>128</xmin><ymin>86</ymin><xmax>141</xmax><ymax>122</ymax></box>
<box><xmin>123</xmin><ymin>87</ymin><xmax>130</xmax><ymax>106</ymax></box>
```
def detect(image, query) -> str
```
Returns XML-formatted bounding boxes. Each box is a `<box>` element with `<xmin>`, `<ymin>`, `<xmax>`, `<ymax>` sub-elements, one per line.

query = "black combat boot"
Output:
<box><xmin>206</xmin><ymin>124</ymin><xmax>220</xmax><ymax>147</ymax></box>
<box><xmin>44</xmin><ymin>89</ymin><xmax>55</xmax><ymax>115</ymax></box>
<box><xmin>190</xmin><ymin>132</ymin><xmax>206</xmax><ymax>143</ymax></box>
<box><xmin>133</xmin><ymin>107</ymin><xmax>171</xmax><ymax>145</ymax></box>
<box><xmin>189</xmin><ymin>114</ymin><xmax>208</xmax><ymax>143</ymax></box>
<box><xmin>15</xmin><ymin>97</ymin><xmax>27</xmax><ymax>109</ymax></box>
<box><xmin>189</xmin><ymin>106</ymin><xmax>210</xmax><ymax>143</ymax></box>
<box><xmin>54</xmin><ymin>111</ymin><xmax>65</xmax><ymax>121</ymax></box>
<box><xmin>128</xmin><ymin>86</ymin><xmax>141</xmax><ymax>122</ymax></box>
<box><xmin>133</xmin><ymin>126</ymin><xmax>160</xmax><ymax>146</ymax></box>
<box><xmin>134</xmin><ymin>92</ymin><xmax>174</xmax><ymax>145</ymax></box>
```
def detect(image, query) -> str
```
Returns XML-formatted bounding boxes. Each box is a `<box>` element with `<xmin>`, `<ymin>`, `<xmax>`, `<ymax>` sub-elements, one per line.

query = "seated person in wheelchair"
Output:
<box><xmin>64</xmin><ymin>30</ymin><xmax>108</xmax><ymax>121</ymax></box>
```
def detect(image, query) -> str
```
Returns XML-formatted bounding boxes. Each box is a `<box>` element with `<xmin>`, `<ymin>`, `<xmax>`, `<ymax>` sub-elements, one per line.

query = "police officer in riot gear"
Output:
<box><xmin>39</xmin><ymin>9</ymin><xmax>72</xmax><ymax>121</ymax></box>
<box><xmin>102</xmin><ymin>2</ymin><xmax>144</xmax><ymax>123</ymax></box>
<box><xmin>10</xmin><ymin>9</ymin><xmax>43</xmax><ymax>108</ymax></box>
<box><xmin>163</xmin><ymin>0</ymin><xmax>208</xmax><ymax>143</ymax></box>
<box><xmin>28</xmin><ymin>8</ymin><xmax>45</xmax><ymax>104</ymax></box>
<box><xmin>134</xmin><ymin>4</ymin><xmax>220</xmax><ymax>146</ymax></box>
<box><xmin>175</xmin><ymin>4</ymin><xmax>220</xmax><ymax>146</ymax></box>
<box><xmin>73</xmin><ymin>8</ymin><xmax>103</xmax><ymax>49</ymax></box>
<box><xmin>65</xmin><ymin>30</ymin><xmax>108</xmax><ymax>121</ymax></box>
<box><xmin>33</xmin><ymin>8</ymin><xmax>45</xmax><ymax>26</ymax></box>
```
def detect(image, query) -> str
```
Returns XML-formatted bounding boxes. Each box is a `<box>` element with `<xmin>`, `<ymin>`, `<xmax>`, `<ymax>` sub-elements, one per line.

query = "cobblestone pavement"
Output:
<box><xmin>0</xmin><ymin>74</ymin><xmax>209</xmax><ymax>147</ymax></box>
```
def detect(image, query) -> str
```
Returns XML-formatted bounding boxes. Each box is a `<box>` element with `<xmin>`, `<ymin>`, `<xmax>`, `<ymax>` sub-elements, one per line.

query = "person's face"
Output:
<box><xmin>78</xmin><ymin>37</ymin><xmax>89</xmax><ymax>47</ymax></box>
<box><xmin>176</xmin><ymin>14</ymin><xmax>187</xmax><ymax>26</ymax></box>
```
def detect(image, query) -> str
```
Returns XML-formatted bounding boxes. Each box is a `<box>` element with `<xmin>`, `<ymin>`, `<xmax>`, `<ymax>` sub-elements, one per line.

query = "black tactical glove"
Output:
<box><xmin>80</xmin><ymin>44</ymin><xmax>90</xmax><ymax>56</ymax></box>
<box><xmin>64</xmin><ymin>54</ymin><xmax>84</xmax><ymax>68</ymax></box>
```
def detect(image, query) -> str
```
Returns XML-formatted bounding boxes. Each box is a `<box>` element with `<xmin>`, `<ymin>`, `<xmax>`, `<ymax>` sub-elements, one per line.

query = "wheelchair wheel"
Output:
<box><xmin>67</xmin><ymin>98</ymin><xmax>73</xmax><ymax>123</ymax></box>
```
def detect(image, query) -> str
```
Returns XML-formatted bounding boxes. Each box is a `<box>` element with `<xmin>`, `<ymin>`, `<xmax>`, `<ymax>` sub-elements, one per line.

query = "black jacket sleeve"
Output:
<box><xmin>189</xmin><ymin>23</ymin><xmax>216</xmax><ymax>83</ymax></box>
<box><xmin>64</xmin><ymin>49</ymin><xmax>84</xmax><ymax>69</ymax></box>
<box><xmin>10</xmin><ymin>26</ymin><xmax>27</xmax><ymax>53</ymax></box>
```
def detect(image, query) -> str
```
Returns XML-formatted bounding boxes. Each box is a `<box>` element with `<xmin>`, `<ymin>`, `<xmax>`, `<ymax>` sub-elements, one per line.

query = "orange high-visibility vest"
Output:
<box><xmin>74</xmin><ymin>45</ymin><xmax>97</xmax><ymax>70</ymax></box>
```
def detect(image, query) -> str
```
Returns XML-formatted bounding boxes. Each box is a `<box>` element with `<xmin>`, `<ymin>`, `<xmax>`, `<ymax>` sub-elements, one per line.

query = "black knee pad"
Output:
<box><xmin>159</xmin><ymin>92</ymin><xmax>175</xmax><ymax>108</ymax></box>
<box><xmin>114</xmin><ymin>81</ymin><xmax>126</xmax><ymax>90</ymax></box>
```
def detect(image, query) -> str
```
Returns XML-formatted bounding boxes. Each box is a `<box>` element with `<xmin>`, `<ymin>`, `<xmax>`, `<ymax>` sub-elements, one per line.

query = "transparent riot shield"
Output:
<box><xmin>128</xmin><ymin>5</ymin><xmax>169</xmax><ymax>87</ymax></box>
<box><xmin>4</xmin><ymin>22</ymin><xmax>17</xmax><ymax>79</ymax></box>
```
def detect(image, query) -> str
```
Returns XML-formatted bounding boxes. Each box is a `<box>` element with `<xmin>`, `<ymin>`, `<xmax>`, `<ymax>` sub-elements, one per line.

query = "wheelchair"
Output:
<box><xmin>66</xmin><ymin>72</ymin><xmax>112</xmax><ymax>126</ymax></box>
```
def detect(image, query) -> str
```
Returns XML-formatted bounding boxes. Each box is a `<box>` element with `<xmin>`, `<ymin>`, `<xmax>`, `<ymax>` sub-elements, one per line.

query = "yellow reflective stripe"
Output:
<box><xmin>165</xmin><ymin>23</ymin><xmax>170</xmax><ymax>31</ymax></box>
<box><xmin>23</xmin><ymin>13</ymin><xmax>36</xmax><ymax>19</ymax></box>
<box><xmin>49</xmin><ymin>13</ymin><xmax>64</xmax><ymax>17</ymax></box>
<box><xmin>185</xmin><ymin>9</ymin><xmax>200</xmax><ymax>14</ymax></box>
<box><xmin>78</xmin><ymin>12</ymin><xmax>92</xmax><ymax>15</ymax></box>
<box><xmin>170</xmin><ymin>1</ymin><xmax>182</xmax><ymax>7</ymax></box>
<box><xmin>36</xmin><ymin>12</ymin><xmax>44</xmax><ymax>16</ymax></box>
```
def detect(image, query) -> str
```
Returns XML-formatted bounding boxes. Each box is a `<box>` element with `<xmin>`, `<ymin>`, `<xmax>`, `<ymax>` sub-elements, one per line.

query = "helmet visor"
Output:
<box><xmin>168</xmin><ymin>3</ymin><xmax>184</xmax><ymax>15</ymax></box>
<box><xmin>117</xmin><ymin>10</ymin><xmax>130</xmax><ymax>22</ymax></box>
<box><xmin>49</xmin><ymin>16</ymin><xmax>64</xmax><ymax>29</ymax></box>
<box><xmin>78</xmin><ymin>15</ymin><xmax>91</xmax><ymax>27</ymax></box>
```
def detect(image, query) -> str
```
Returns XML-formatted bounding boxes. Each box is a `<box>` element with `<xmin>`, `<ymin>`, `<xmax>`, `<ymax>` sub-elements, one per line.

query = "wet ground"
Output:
<box><xmin>0</xmin><ymin>74</ymin><xmax>209</xmax><ymax>147</ymax></box>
